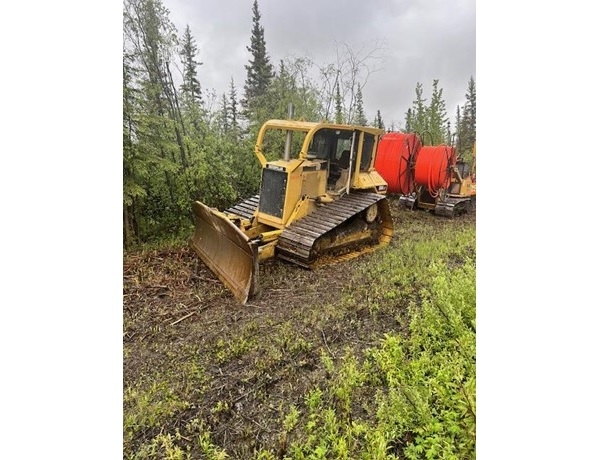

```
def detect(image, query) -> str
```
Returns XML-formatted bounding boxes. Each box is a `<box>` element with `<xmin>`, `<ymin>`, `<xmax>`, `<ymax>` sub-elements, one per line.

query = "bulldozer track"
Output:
<box><xmin>225</xmin><ymin>195</ymin><xmax>260</xmax><ymax>220</ymax></box>
<box><xmin>276</xmin><ymin>193</ymin><xmax>391</xmax><ymax>268</ymax></box>
<box><xmin>434</xmin><ymin>197</ymin><xmax>474</xmax><ymax>217</ymax></box>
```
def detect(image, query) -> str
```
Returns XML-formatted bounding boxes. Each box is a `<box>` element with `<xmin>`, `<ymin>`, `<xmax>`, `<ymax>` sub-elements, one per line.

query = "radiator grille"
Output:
<box><xmin>258</xmin><ymin>168</ymin><xmax>287</xmax><ymax>218</ymax></box>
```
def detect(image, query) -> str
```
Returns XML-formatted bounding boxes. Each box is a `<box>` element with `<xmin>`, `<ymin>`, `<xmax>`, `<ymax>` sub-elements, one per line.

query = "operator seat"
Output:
<box><xmin>338</xmin><ymin>150</ymin><xmax>351</xmax><ymax>169</ymax></box>
<box><xmin>328</xmin><ymin>149</ymin><xmax>350</xmax><ymax>188</ymax></box>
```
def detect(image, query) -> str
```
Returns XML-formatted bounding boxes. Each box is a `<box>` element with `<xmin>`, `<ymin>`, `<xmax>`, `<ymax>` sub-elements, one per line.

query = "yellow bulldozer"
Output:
<box><xmin>190</xmin><ymin>119</ymin><xmax>394</xmax><ymax>303</ymax></box>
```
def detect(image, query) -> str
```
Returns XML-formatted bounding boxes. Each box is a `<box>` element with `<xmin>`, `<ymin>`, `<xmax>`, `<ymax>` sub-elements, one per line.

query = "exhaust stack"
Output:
<box><xmin>283</xmin><ymin>103</ymin><xmax>294</xmax><ymax>161</ymax></box>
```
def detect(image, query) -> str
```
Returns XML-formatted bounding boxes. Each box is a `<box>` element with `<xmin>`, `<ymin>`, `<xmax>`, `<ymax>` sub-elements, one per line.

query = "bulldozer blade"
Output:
<box><xmin>189</xmin><ymin>201</ymin><xmax>258</xmax><ymax>304</ymax></box>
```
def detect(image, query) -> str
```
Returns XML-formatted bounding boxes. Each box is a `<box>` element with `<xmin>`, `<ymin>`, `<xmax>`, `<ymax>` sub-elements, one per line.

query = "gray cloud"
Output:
<box><xmin>164</xmin><ymin>0</ymin><xmax>475</xmax><ymax>128</ymax></box>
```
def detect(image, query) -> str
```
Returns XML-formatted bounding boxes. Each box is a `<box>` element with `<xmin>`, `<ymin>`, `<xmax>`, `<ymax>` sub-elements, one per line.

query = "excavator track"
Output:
<box><xmin>276</xmin><ymin>193</ymin><xmax>393</xmax><ymax>268</ymax></box>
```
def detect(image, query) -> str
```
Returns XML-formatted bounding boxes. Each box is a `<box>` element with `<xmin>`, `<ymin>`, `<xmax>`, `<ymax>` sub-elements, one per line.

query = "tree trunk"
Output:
<box><xmin>123</xmin><ymin>204</ymin><xmax>135</xmax><ymax>249</ymax></box>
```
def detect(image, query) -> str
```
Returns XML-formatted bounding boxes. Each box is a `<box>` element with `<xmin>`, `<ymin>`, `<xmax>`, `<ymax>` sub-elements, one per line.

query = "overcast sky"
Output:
<box><xmin>162</xmin><ymin>0</ymin><xmax>475</xmax><ymax>128</ymax></box>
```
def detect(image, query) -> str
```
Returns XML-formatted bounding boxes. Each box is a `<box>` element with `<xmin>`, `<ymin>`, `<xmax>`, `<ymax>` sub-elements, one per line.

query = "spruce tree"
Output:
<box><xmin>404</xmin><ymin>108</ymin><xmax>413</xmax><ymax>132</ymax></box>
<box><xmin>219</xmin><ymin>93</ymin><xmax>229</xmax><ymax>135</ymax></box>
<box><xmin>228</xmin><ymin>77</ymin><xmax>240</xmax><ymax>138</ymax></box>
<box><xmin>374</xmin><ymin>109</ymin><xmax>384</xmax><ymax>129</ymax></box>
<box><xmin>462</xmin><ymin>76</ymin><xmax>476</xmax><ymax>154</ymax></box>
<box><xmin>453</xmin><ymin>77</ymin><xmax>476</xmax><ymax>157</ymax></box>
<box><xmin>405</xmin><ymin>82</ymin><xmax>428</xmax><ymax>139</ymax></box>
<box><xmin>334</xmin><ymin>81</ymin><xmax>344</xmax><ymax>124</ymax></box>
<box><xmin>428</xmin><ymin>79</ymin><xmax>449</xmax><ymax>145</ymax></box>
<box><xmin>179</xmin><ymin>24</ymin><xmax>202</xmax><ymax>104</ymax></box>
<box><xmin>270</xmin><ymin>60</ymin><xmax>295</xmax><ymax>118</ymax></box>
<box><xmin>352</xmin><ymin>83</ymin><xmax>368</xmax><ymax>126</ymax></box>
<box><xmin>454</xmin><ymin>104</ymin><xmax>464</xmax><ymax>152</ymax></box>
<box><xmin>242</xmin><ymin>0</ymin><xmax>274</xmax><ymax>119</ymax></box>
<box><xmin>123</xmin><ymin>50</ymin><xmax>144</xmax><ymax>247</ymax></box>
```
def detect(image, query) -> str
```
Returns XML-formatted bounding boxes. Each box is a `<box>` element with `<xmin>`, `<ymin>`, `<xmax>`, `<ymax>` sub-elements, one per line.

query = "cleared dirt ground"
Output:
<box><xmin>123</xmin><ymin>199</ymin><xmax>476</xmax><ymax>458</ymax></box>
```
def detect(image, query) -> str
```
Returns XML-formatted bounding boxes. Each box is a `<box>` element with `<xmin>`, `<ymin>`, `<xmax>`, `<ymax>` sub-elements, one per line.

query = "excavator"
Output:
<box><xmin>189</xmin><ymin>118</ymin><xmax>393</xmax><ymax>303</ymax></box>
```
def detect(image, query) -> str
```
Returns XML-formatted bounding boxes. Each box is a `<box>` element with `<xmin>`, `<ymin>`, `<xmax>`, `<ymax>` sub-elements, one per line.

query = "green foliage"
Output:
<box><xmin>215</xmin><ymin>334</ymin><xmax>257</xmax><ymax>364</ymax></box>
<box><xmin>123</xmin><ymin>343</ymin><xmax>227</xmax><ymax>459</ymax></box>
<box><xmin>123</xmin><ymin>0</ymin><xmax>198</xmax><ymax>246</ymax></box>
<box><xmin>261</xmin><ymin>221</ymin><xmax>476</xmax><ymax>459</ymax></box>
<box><xmin>405</xmin><ymin>80</ymin><xmax>450</xmax><ymax>145</ymax></box>
<box><xmin>284</xmin><ymin>405</ymin><xmax>301</xmax><ymax>432</ymax></box>
<box><xmin>126</xmin><ymin>418</ymin><xmax>230</xmax><ymax>460</ymax></box>
<box><xmin>124</xmin><ymin>380</ymin><xmax>191</xmax><ymax>444</ymax></box>
<box><xmin>131</xmin><ymin>433</ymin><xmax>190</xmax><ymax>460</ymax></box>
<box><xmin>370</xmin><ymin>257</ymin><xmax>476</xmax><ymax>459</ymax></box>
<box><xmin>248</xmin><ymin>57</ymin><xmax>323</xmax><ymax>136</ymax></box>
<box><xmin>455</xmin><ymin>76</ymin><xmax>476</xmax><ymax>158</ymax></box>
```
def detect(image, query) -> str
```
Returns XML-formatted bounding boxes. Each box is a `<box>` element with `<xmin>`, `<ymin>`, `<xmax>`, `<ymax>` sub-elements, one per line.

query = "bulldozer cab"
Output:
<box><xmin>307</xmin><ymin>128</ymin><xmax>375</xmax><ymax>170</ymax></box>
<box><xmin>275</xmin><ymin>124</ymin><xmax>384</xmax><ymax>195</ymax></box>
<box><xmin>306</xmin><ymin>128</ymin><xmax>355</xmax><ymax>189</ymax></box>
<box><xmin>252</xmin><ymin>121</ymin><xmax>388</xmax><ymax>203</ymax></box>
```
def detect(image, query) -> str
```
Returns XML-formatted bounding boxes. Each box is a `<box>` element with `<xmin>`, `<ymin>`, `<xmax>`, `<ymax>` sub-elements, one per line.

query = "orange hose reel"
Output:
<box><xmin>374</xmin><ymin>132</ymin><xmax>422</xmax><ymax>195</ymax></box>
<box><xmin>414</xmin><ymin>145</ymin><xmax>457</xmax><ymax>197</ymax></box>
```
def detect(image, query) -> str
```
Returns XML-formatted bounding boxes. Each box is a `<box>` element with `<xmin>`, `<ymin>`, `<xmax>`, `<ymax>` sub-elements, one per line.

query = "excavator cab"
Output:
<box><xmin>190</xmin><ymin>120</ymin><xmax>393</xmax><ymax>303</ymax></box>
